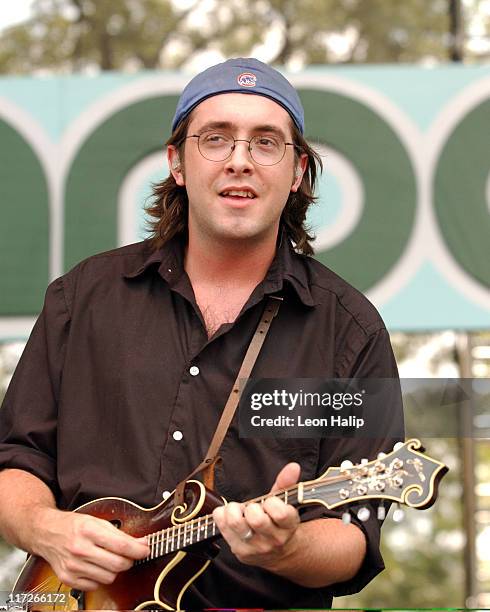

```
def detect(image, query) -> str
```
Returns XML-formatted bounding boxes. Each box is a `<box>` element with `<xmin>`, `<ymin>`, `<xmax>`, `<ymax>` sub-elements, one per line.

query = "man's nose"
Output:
<box><xmin>224</xmin><ymin>140</ymin><xmax>254</xmax><ymax>172</ymax></box>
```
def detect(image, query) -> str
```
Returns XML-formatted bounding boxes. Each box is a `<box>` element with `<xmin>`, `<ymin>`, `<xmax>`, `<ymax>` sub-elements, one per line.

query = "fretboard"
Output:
<box><xmin>139</xmin><ymin>487</ymin><xmax>302</xmax><ymax>563</ymax></box>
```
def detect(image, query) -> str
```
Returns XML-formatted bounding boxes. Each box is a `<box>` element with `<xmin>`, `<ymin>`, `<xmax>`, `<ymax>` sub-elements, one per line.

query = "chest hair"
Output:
<box><xmin>194</xmin><ymin>285</ymin><xmax>253</xmax><ymax>338</ymax></box>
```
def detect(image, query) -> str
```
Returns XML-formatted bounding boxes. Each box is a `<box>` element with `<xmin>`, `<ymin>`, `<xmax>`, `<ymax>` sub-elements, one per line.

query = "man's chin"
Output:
<box><xmin>213</xmin><ymin>223</ymin><xmax>277</xmax><ymax>245</ymax></box>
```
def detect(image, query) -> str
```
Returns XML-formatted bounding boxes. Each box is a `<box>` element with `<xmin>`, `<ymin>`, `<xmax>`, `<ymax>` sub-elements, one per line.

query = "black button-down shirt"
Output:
<box><xmin>0</xmin><ymin>235</ymin><xmax>403</xmax><ymax>608</ymax></box>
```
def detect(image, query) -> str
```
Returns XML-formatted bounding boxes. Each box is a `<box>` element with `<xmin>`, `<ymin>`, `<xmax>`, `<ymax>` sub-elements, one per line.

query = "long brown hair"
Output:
<box><xmin>146</xmin><ymin>112</ymin><xmax>323</xmax><ymax>255</ymax></box>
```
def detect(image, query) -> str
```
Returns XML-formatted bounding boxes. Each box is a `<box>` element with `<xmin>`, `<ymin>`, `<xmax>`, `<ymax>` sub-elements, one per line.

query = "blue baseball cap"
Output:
<box><xmin>171</xmin><ymin>57</ymin><xmax>304</xmax><ymax>133</ymax></box>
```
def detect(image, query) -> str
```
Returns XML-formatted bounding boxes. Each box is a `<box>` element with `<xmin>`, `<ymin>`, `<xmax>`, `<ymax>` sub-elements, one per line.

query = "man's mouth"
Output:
<box><xmin>220</xmin><ymin>189</ymin><xmax>257</xmax><ymax>199</ymax></box>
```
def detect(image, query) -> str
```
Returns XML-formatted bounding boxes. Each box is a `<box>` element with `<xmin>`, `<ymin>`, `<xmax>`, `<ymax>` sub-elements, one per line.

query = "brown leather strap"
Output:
<box><xmin>174</xmin><ymin>295</ymin><xmax>282</xmax><ymax>506</ymax></box>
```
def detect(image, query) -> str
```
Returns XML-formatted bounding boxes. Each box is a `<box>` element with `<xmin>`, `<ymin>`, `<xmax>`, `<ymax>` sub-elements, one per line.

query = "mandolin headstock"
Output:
<box><xmin>298</xmin><ymin>439</ymin><xmax>448</xmax><ymax>512</ymax></box>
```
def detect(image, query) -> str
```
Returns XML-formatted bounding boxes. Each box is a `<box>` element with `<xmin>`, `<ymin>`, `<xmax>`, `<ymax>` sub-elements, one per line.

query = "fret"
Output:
<box><xmin>197</xmin><ymin>517</ymin><xmax>201</xmax><ymax>543</ymax></box>
<box><xmin>205</xmin><ymin>515</ymin><xmax>208</xmax><ymax>538</ymax></box>
<box><xmin>165</xmin><ymin>528</ymin><xmax>170</xmax><ymax>554</ymax></box>
<box><xmin>177</xmin><ymin>524</ymin><xmax>181</xmax><ymax>549</ymax></box>
<box><xmin>212</xmin><ymin>518</ymin><xmax>216</xmax><ymax>536</ymax></box>
<box><xmin>158</xmin><ymin>530</ymin><xmax>163</xmax><ymax>557</ymax></box>
<box><xmin>284</xmin><ymin>490</ymin><xmax>288</xmax><ymax>504</ymax></box>
<box><xmin>149</xmin><ymin>533</ymin><xmax>154</xmax><ymax>559</ymax></box>
<box><xmin>190</xmin><ymin>519</ymin><xmax>194</xmax><ymax>544</ymax></box>
<box><xmin>170</xmin><ymin>526</ymin><xmax>175</xmax><ymax>552</ymax></box>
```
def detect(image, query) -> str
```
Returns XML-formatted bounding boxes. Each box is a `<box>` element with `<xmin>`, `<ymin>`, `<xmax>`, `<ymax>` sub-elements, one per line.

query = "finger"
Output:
<box><xmin>243</xmin><ymin>502</ymin><xmax>274</xmax><ymax>535</ymax></box>
<box><xmin>213</xmin><ymin>504</ymin><xmax>251</xmax><ymax>543</ymax></box>
<box><xmin>59</xmin><ymin>558</ymin><xmax>118</xmax><ymax>587</ymax></box>
<box><xmin>244</xmin><ymin>500</ymin><xmax>298</xmax><ymax>537</ymax></box>
<box><xmin>262</xmin><ymin>496</ymin><xmax>300</xmax><ymax>530</ymax></box>
<box><xmin>88</xmin><ymin>522</ymin><xmax>150</xmax><ymax>559</ymax></box>
<box><xmin>221</xmin><ymin>502</ymin><xmax>247</xmax><ymax>535</ymax></box>
<box><xmin>63</xmin><ymin>577</ymin><xmax>99</xmax><ymax>592</ymax></box>
<box><xmin>212</xmin><ymin>505</ymin><xmax>225</xmax><ymax>524</ymax></box>
<box><xmin>83</xmin><ymin>546</ymin><xmax>135</xmax><ymax>574</ymax></box>
<box><xmin>269</xmin><ymin>462</ymin><xmax>301</xmax><ymax>494</ymax></box>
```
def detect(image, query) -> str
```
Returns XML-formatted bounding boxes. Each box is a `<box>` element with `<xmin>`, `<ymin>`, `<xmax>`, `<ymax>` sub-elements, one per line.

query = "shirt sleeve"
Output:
<box><xmin>301</xmin><ymin>327</ymin><xmax>404</xmax><ymax>597</ymax></box>
<box><xmin>0</xmin><ymin>278</ymin><xmax>70</xmax><ymax>499</ymax></box>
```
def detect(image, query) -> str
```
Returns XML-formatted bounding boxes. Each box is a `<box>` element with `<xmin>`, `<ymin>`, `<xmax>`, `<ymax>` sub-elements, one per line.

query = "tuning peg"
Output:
<box><xmin>393</xmin><ymin>442</ymin><xmax>404</xmax><ymax>451</ymax></box>
<box><xmin>340</xmin><ymin>459</ymin><xmax>353</xmax><ymax>470</ymax></box>
<box><xmin>377</xmin><ymin>504</ymin><xmax>386</xmax><ymax>520</ymax></box>
<box><xmin>342</xmin><ymin>511</ymin><xmax>351</xmax><ymax>525</ymax></box>
<box><xmin>357</xmin><ymin>507</ymin><xmax>371</xmax><ymax>522</ymax></box>
<box><xmin>392</xmin><ymin>504</ymin><xmax>405</xmax><ymax>523</ymax></box>
<box><xmin>360</xmin><ymin>458</ymin><xmax>369</xmax><ymax>465</ymax></box>
<box><xmin>377</xmin><ymin>451</ymin><xmax>387</xmax><ymax>459</ymax></box>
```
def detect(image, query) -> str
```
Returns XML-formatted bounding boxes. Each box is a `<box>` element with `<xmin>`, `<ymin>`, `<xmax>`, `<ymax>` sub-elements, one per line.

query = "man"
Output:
<box><xmin>0</xmin><ymin>58</ymin><xmax>403</xmax><ymax>608</ymax></box>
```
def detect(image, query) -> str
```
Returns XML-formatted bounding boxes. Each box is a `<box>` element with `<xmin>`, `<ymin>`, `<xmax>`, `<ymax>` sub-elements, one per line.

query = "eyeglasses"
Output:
<box><xmin>184</xmin><ymin>131</ymin><xmax>298</xmax><ymax>166</ymax></box>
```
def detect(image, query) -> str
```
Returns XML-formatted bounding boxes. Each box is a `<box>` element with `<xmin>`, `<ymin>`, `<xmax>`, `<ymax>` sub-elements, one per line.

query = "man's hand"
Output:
<box><xmin>212</xmin><ymin>463</ymin><xmax>367</xmax><ymax>588</ymax></box>
<box><xmin>31</xmin><ymin>507</ymin><xmax>150</xmax><ymax>591</ymax></box>
<box><xmin>212</xmin><ymin>462</ymin><xmax>301</xmax><ymax>572</ymax></box>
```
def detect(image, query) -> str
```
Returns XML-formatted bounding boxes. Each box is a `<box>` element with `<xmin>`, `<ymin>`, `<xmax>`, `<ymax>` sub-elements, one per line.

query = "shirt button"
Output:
<box><xmin>173</xmin><ymin>430</ymin><xmax>183</xmax><ymax>441</ymax></box>
<box><xmin>189</xmin><ymin>365</ymin><xmax>200</xmax><ymax>376</ymax></box>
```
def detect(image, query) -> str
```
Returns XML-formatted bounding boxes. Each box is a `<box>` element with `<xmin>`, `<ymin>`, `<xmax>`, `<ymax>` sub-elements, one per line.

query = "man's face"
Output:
<box><xmin>168</xmin><ymin>93</ymin><xmax>306</xmax><ymax>248</ymax></box>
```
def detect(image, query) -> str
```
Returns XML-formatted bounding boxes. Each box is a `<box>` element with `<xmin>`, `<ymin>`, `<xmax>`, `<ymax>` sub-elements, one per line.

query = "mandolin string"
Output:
<box><xmin>144</xmin><ymin>474</ymin><xmax>360</xmax><ymax>558</ymax></box>
<box><xmin>142</xmin><ymin>488</ymin><xmax>298</xmax><ymax>559</ymax></box>
<box><xmin>22</xmin><ymin>575</ymin><xmax>59</xmax><ymax>594</ymax></box>
<box><xmin>147</xmin><ymin>482</ymin><xmax>346</xmax><ymax>557</ymax></box>
<box><xmin>143</xmin><ymin>463</ymin><xmax>404</xmax><ymax>559</ymax></box>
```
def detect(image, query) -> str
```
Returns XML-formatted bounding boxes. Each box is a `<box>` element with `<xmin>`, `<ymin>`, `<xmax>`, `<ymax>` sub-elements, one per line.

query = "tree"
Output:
<box><xmin>0</xmin><ymin>0</ymin><xmax>192</xmax><ymax>73</ymax></box>
<box><xmin>213</xmin><ymin>0</ymin><xmax>450</xmax><ymax>65</ymax></box>
<box><xmin>0</xmin><ymin>0</ymin><xmax>488</xmax><ymax>75</ymax></box>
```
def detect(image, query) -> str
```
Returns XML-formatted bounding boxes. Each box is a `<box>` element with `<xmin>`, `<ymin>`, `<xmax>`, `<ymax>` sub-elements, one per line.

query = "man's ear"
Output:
<box><xmin>167</xmin><ymin>145</ymin><xmax>185</xmax><ymax>186</ymax></box>
<box><xmin>291</xmin><ymin>153</ymin><xmax>308</xmax><ymax>193</ymax></box>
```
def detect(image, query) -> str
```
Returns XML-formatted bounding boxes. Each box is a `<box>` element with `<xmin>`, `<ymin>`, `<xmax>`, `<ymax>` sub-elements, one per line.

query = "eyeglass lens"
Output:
<box><xmin>198</xmin><ymin>132</ymin><xmax>286</xmax><ymax>166</ymax></box>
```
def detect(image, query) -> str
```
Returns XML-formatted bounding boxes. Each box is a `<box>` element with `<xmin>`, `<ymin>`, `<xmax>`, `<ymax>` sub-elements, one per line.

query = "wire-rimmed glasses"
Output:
<box><xmin>185</xmin><ymin>131</ymin><xmax>297</xmax><ymax>166</ymax></box>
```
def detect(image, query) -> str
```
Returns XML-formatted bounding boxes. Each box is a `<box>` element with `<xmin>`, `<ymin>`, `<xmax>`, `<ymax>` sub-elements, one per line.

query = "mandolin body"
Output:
<box><xmin>13</xmin><ymin>481</ymin><xmax>223</xmax><ymax>611</ymax></box>
<box><xmin>11</xmin><ymin>440</ymin><xmax>448</xmax><ymax>610</ymax></box>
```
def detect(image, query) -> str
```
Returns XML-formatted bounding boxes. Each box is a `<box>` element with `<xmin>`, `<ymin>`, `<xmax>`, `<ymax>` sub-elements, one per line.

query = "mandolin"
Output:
<box><xmin>11</xmin><ymin>439</ymin><xmax>447</xmax><ymax>611</ymax></box>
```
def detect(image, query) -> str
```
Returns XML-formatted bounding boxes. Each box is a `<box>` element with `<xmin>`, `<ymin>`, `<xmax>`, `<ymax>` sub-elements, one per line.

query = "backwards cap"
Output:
<box><xmin>171</xmin><ymin>57</ymin><xmax>304</xmax><ymax>133</ymax></box>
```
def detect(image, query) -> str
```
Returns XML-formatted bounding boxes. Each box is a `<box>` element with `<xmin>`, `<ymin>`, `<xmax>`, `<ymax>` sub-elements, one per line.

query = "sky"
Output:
<box><xmin>0</xmin><ymin>1</ymin><xmax>34</xmax><ymax>33</ymax></box>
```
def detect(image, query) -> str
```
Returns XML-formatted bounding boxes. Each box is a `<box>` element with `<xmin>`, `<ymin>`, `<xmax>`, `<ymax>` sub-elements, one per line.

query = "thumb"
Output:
<box><xmin>269</xmin><ymin>462</ymin><xmax>301</xmax><ymax>494</ymax></box>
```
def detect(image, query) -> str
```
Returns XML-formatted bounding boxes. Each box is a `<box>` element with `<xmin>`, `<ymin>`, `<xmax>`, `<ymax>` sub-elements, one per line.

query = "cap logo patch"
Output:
<box><xmin>237</xmin><ymin>72</ymin><xmax>257</xmax><ymax>87</ymax></box>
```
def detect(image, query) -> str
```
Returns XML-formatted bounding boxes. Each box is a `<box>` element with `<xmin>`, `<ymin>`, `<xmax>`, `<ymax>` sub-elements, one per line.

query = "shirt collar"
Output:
<box><xmin>262</xmin><ymin>229</ymin><xmax>316</xmax><ymax>307</ymax></box>
<box><xmin>123</xmin><ymin>237</ymin><xmax>183</xmax><ymax>283</ymax></box>
<box><xmin>124</xmin><ymin>232</ymin><xmax>316</xmax><ymax>307</ymax></box>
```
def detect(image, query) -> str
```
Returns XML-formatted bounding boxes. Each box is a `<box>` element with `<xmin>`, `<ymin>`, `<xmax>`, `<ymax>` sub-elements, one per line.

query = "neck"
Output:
<box><xmin>185</xmin><ymin>230</ymin><xmax>279</xmax><ymax>287</ymax></box>
<box><xmin>138</xmin><ymin>484</ymin><xmax>303</xmax><ymax>565</ymax></box>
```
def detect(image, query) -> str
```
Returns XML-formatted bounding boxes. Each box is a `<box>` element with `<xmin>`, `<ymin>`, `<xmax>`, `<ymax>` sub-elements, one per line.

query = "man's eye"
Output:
<box><xmin>255</xmin><ymin>136</ymin><xmax>278</xmax><ymax>147</ymax></box>
<box><xmin>202</xmin><ymin>133</ymin><xmax>228</xmax><ymax>145</ymax></box>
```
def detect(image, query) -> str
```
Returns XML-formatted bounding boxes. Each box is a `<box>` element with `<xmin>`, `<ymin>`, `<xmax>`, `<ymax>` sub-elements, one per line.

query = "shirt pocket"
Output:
<box><xmin>214</xmin><ymin>435</ymin><xmax>320</xmax><ymax>503</ymax></box>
